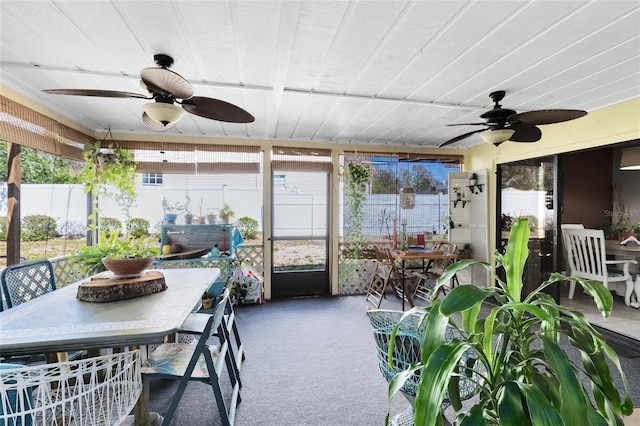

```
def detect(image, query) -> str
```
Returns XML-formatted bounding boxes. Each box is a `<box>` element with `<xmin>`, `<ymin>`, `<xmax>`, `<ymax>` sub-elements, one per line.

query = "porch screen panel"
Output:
<box><xmin>340</xmin><ymin>152</ymin><xmax>462</xmax><ymax>249</ymax></box>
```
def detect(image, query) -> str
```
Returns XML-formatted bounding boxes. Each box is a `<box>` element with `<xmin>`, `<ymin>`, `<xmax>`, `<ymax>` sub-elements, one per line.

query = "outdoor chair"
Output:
<box><xmin>412</xmin><ymin>242</ymin><xmax>458</xmax><ymax>304</ymax></box>
<box><xmin>365</xmin><ymin>246</ymin><xmax>394</xmax><ymax>309</ymax></box>
<box><xmin>366</xmin><ymin>309</ymin><xmax>477</xmax><ymax>425</ymax></box>
<box><xmin>385</xmin><ymin>248</ymin><xmax>416</xmax><ymax>309</ymax></box>
<box><xmin>0</xmin><ymin>350</ymin><xmax>141</xmax><ymax>426</ymax></box>
<box><xmin>178</xmin><ymin>279</ymin><xmax>245</xmax><ymax>386</ymax></box>
<box><xmin>0</xmin><ymin>259</ymin><xmax>84</xmax><ymax>363</ymax></box>
<box><xmin>142</xmin><ymin>288</ymin><xmax>241</xmax><ymax>426</ymax></box>
<box><xmin>563</xmin><ymin>227</ymin><xmax>638</xmax><ymax>307</ymax></box>
<box><xmin>0</xmin><ymin>259</ymin><xmax>57</xmax><ymax>308</ymax></box>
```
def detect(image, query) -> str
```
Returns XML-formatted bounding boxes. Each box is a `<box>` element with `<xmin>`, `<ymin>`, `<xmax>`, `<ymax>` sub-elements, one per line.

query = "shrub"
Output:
<box><xmin>0</xmin><ymin>216</ymin><xmax>6</xmax><ymax>241</ymax></box>
<box><xmin>21</xmin><ymin>214</ymin><xmax>57</xmax><ymax>241</ymax></box>
<box><xmin>99</xmin><ymin>217</ymin><xmax>122</xmax><ymax>238</ymax></box>
<box><xmin>126</xmin><ymin>217</ymin><xmax>150</xmax><ymax>238</ymax></box>
<box><xmin>237</xmin><ymin>216</ymin><xmax>260</xmax><ymax>240</ymax></box>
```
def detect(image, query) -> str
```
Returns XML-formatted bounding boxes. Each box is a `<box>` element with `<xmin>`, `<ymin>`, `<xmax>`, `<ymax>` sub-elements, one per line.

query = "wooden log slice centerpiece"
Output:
<box><xmin>77</xmin><ymin>270</ymin><xmax>167</xmax><ymax>303</ymax></box>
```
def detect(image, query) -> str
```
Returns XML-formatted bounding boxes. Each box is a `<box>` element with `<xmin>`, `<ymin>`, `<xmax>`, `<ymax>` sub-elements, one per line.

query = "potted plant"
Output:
<box><xmin>343</xmin><ymin>161</ymin><xmax>370</xmax><ymax>259</ymax></box>
<box><xmin>614</xmin><ymin>219</ymin><xmax>635</xmax><ymax>242</ymax></box>
<box><xmin>80</xmin><ymin>140</ymin><xmax>137</xmax><ymax>234</ymax></box>
<box><xmin>219</xmin><ymin>203</ymin><xmax>235</xmax><ymax>223</ymax></box>
<box><xmin>469</xmin><ymin>172</ymin><xmax>478</xmax><ymax>186</ymax></box>
<box><xmin>201</xmin><ymin>291</ymin><xmax>215</xmax><ymax>310</ymax></box>
<box><xmin>71</xmin><ymin>231</ymin><xmax>159</xmax><ymax>277</ymax></box>
<box><xmin>206</xmin><ymin>208</ymin><xmax>219</xmax><ymax>224</ymax></box>
<box><xmin>183</xmin><ymin>195</ymin><xmax>193</xmax><ymax>224</ymax></box>
<box><xmin>162</xmin><ymin>197</ymin><xmax>185</xmax><ymax>224</ymax></box>
<box><xmin>458</xmin><ymin>242</ymin><xmax>472</xmax><ymax>259</ymax></box>
<box><xmin>388</xmin><ymin>217</ymin><xmax>633</xmax><ymax>425</ymax></box>
<box><xmin>453</xmin><ymin>185</ymin><xmax>462</xmax><ymax>201</ymax></box>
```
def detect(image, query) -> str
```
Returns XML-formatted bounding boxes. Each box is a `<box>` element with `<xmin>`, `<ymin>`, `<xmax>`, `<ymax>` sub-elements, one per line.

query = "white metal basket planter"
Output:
<box><xmin>0</xmin><ymin>350</ymin><xmax>141</xmax><ymax>426</ymax></box>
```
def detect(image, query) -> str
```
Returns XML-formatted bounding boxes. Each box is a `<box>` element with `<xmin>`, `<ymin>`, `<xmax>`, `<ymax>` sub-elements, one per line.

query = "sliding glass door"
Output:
<box><xmin>497</xmin><ymin>156</ymin><xmax>561</xmax><ymax>300</ymax></box>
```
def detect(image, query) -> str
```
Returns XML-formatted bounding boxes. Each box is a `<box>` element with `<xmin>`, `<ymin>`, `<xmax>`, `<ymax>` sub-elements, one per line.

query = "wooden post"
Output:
<box><xmin>6</xmin><ymin>143</ymin><xmax>21</xmax><ymax>266</ymax></box>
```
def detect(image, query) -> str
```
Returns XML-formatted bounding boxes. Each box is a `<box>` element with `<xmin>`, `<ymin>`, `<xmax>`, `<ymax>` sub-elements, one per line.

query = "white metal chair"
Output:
<box><xmin>0</xmin><ymin>350</ymin><xmax>141</xmax><ymax>426</ymax></box>
<box><xmin>366</xmin><ymin>309</ymin><xmax>477</xmax><ymax>425</ymax></box>
<box><xmin>142</xmin><ymin>288</ymin><xmax>241</xmax><ymax>425</ymax></box>
<box><xmin>563</xmin><ymin>228</ymin><xmax>638</xmax><ymax>307</ymax></box>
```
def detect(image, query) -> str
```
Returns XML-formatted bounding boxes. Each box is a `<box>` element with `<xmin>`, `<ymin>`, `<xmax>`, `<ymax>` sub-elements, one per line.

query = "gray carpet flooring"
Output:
<box><xmin>148</xmin><ymin>295</ymin><xmax>640</xmax><ymax>425</ymax></box>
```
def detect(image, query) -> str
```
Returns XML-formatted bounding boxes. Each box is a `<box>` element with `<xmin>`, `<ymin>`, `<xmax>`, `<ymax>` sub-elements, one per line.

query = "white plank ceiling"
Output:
<box><xmin>1</xmin><ymin>0</ymin><xmax>639</xmax><ymax>149</ymax></box>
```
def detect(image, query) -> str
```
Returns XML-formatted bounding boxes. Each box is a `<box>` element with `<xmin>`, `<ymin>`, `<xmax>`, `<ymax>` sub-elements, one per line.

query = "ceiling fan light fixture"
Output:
<box><xmin>620</xmin><ymin>147</ymin><xmax>640</xmax><ymax>170</ymax></box>
<box><xmin>142</xmin><ymin>102</ymin><xmax>185</xmax><ymax>126</ymax></box>
<box><xmin>481</xmin><ymin>128</ymin><xmax>515</xmax><ymax>145</ymax></box>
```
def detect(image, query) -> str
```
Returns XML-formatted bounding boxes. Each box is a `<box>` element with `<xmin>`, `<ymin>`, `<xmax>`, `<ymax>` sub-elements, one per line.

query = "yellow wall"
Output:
<box><xmin>465</xmin><ymin>97</ymin><xmax>640</xmax><ymax>267</ymax></box>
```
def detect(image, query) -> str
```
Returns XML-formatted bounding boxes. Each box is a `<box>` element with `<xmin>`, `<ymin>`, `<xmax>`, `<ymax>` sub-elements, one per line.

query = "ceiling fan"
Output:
<box><xmin>43</xmin><ymin>54</ymin><xmax>255</xmax><ymax>132</ymax></box>
<box><xmin>439</xmin><ymin>90</ymin><xmax>587</xmax><ymax>147</ymax></box>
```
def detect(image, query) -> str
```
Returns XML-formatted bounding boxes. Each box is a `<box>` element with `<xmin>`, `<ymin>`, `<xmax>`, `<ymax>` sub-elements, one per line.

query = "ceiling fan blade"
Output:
<box><xmin>508</xmin><ymin>109</ymin><xmax>587</xmax><ymax>126</ymax></box>
<box><xmin>508</xmin><ymin>123</ymin><xmax>542</xmax><ymax>142</ymax></box>
<box><xmin>182</xmin><ymin>96</ymin><xmax>255</xmax><ymax>123</ymax></box>
<box><xmin>142</xmin><ymin>112</ymin><xmax>178</xmax><ymax>132</ymax></box>
<box><xmin>140</xmin><ymin>67</ymin><xmax>193</xmax><ymax>100</ymax></box>
<box><xmin>438</xmin><ymin>129</ymin><xmax>487</xmax><ymax>147</ymax></box>
<box><xmin>446</xmin><ymin>122</ymin><xmax>488</xmax><ymax>126</ymax></box>
<box><xmin>43</xmin><ymin>89</ymin><xmax>150</xmax><ymax>99</ymax></box>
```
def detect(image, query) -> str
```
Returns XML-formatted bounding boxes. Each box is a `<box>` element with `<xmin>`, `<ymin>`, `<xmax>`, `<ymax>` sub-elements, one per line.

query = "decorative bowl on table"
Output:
<box><xmin>101</xmin><ymin>257</ymin><xmax>154</xmax><ymax>278</ymax></box>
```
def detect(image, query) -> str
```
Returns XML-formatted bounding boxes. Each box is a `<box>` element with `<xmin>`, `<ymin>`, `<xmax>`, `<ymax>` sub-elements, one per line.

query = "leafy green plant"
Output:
<box><xmin>162</xmin><ymin>197</ymin><xmax>186</xmax><ymax>214</ymax></box>
<box><xmin>80</xmin><ymin>140</ymin><xmax>137</xmax><ymax>229</ymax></box>
<box><xmin>343</xmin><ymin>161</ymin><xmax>370</xmax><ymax>259</ymax></box>
<box><xmin>71</xmin><ymin>232</ymin><xmax>158</xmax><ymax>276</ymax></box>
<box><xmin>21</xmin><ymin>214</ymin><xmax>57</xmax><ymax>241</ymax></box>
<box><xmin>126</xmin><ymin>217</ymin><xmax>150</xmax><ymax>238</ymax></box>
<box><xmin>237</xmin><ymin>216</ymin><xmax>260</xmax><ymax>240</ymax></box>
<box><xmin>219</xmin><ymin>203</ymin><xmax>235</xmax><ymax>219</ymax></box>
<box><xmin>389</xmin><ymin>218</ymin><xmax>632</xmax><ymax>425</ymax></box>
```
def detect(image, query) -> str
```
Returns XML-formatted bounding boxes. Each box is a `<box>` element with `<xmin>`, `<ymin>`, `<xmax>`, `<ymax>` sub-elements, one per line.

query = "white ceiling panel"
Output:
<box><xmin>1</xmin><ymin>0</ymin><xmax>638</xmax><ymax>149</ymax></box>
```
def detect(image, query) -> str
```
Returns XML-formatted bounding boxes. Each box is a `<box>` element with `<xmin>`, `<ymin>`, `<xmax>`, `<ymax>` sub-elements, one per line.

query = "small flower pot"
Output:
<box><xmin>164</xmin><ymin>213</ymin><xmax>178</xmax><ymax>224</ymax></box>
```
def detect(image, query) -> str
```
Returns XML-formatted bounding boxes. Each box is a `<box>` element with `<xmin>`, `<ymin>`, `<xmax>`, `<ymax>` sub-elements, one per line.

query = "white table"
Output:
<box><xmin>0</xmin><ymin>267</ymin><xmax>220</xmax><ymax>425</ymax></box>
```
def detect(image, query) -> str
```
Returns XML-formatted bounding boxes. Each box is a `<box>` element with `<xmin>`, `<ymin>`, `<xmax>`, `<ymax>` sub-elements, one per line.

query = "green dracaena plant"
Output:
<box><xmin>389</xmin><ymin>218</ymin><xmax>633</xmax><ymax>426</ymax></box>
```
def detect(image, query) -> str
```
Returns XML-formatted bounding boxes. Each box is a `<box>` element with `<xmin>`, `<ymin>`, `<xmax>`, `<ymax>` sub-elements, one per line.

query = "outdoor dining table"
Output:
<box><xmin>389</xmin><ymin>248</ymin><xmax>458</xmax><ymax>310</ymax></box>
<box><xmin>0</xmin><ymin>267</ymin><xmax>220</xmax><ymax>426</ymax></box>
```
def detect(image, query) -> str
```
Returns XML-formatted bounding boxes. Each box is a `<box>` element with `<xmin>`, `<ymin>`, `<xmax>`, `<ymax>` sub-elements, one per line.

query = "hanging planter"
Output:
<box><xmin>342</xmin><ymin>161</ymin><xmax>370</xmax><ymax>259</ymax></box>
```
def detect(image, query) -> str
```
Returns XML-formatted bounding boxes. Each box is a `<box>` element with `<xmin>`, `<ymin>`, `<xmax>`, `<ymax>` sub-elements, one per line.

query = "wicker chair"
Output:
<box><xmin>366</xmin><ymin>309</ymin><xmax>477</xmax><ymax>425</ymax></box>
<box><xmin>0</xmin><ymin>350</ymin><xmax>141</xmax><ymax>426</ymax></box>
